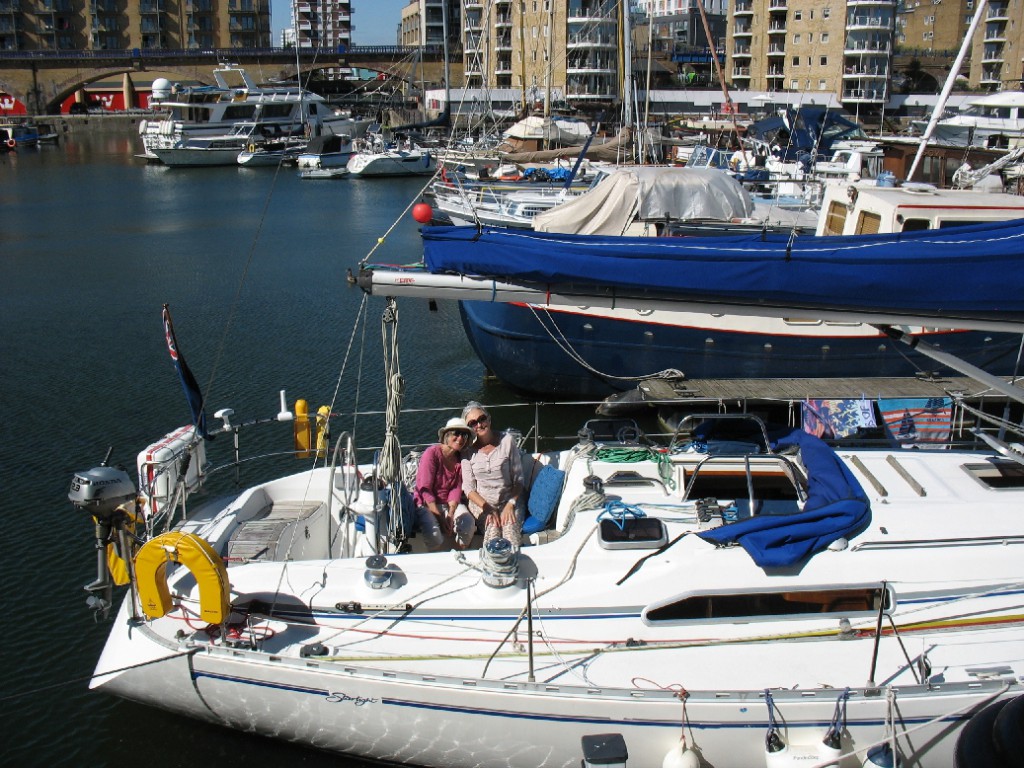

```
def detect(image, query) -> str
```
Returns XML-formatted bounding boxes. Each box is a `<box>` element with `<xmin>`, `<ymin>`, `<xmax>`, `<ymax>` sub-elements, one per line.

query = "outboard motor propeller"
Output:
<box><xmin>68</xmin><ymin>448</ymin><xmax>137</xmax><ymax>618</ymax></box>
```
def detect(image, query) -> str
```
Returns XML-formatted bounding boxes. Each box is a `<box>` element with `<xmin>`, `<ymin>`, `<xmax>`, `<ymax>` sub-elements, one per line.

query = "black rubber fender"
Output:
<box><xmin>994</xmin><ymin>694</ymin><xmax>1024</xmax><ymax>768</ymax></box>
<box><xmin>955</xmin><ymin>697</ymin><xmax>1010</xmax><ymax>768</ymax></box>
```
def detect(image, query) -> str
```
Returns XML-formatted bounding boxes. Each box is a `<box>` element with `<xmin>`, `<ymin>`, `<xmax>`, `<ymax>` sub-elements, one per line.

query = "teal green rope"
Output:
<box><xmin>592</xmin><ymin>447</ymin><xmax>678</xmax><ymax>491</ymax></box>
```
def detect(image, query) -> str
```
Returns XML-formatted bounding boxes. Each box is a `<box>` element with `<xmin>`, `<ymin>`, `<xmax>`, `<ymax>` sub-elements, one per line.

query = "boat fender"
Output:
<box><xmin>294</xmin><ymin>399</ymin><xmax>311</xmax><ymax>459</ymax></box>
<box><xmin>863</xmin><ymin>743</ymin><xmax>901</xmax><ymax>768</ymax></box>
<box><xmin>134</xmin><ymin>531</ymin><xmax>230</xmax><ymax>624</ymax></box>
<box><xmin>662</xmin><ymin>742</ymin><xmax>701</xmax><ymax>768</ymax></box>
<box><xmin>314</xmin><ymin>405</ymin><xmax>331</xmax><ymax>459</ymax></box>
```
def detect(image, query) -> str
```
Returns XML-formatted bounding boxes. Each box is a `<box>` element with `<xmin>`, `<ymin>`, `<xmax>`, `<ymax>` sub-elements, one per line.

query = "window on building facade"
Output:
<box><xmin>808</xmin><ymin>32</ymin><xmax>813</xmax><ymax>42</ymax></box>
<box><xmin>791</xmin><ymin>79</ymin><xmax>798</xmax><ymax>88</ymax></box>
<box><xmin>821</xmin><ymin>32</ymin><xmax>829</xmax><ymax>42</ymax></box>
<box><xmin>793</xmin><ymin>33</ymin><xmax>800</xmax><ymax>43</ymax></box>
<box><xmin>823</xmin><ymin>7</ymin><xmax>830</xmax><ymax>17</ymax></box>
<box><xmin>794</xmin><ymin>9</ymin><xmax>801</xmax><ymax>19</ymax></box>
<box><xmin>792</xmin><ymin>55</ymin><xmax>799</xmax><ymax>65</ymax></box>
<box><xmin>819</xmin><ymin>79</ymin><xmax>827</xmax><ymax>89</ymax></box>
<box><xmin>820</xmin><ymin>55</ymin><xmax>827</xmax><ymax>65</ymax></box>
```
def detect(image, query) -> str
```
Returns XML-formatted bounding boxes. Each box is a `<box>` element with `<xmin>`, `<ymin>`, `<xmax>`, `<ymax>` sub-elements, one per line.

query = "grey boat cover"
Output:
<box><xmin>533</xmin><ymin>166</ymin><xmax>755</xmax><ymax>236</ymax></box>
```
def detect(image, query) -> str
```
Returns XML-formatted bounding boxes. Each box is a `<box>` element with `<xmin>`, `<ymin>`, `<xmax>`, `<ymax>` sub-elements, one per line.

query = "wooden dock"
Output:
<box><xmin>637</xmin><ymin>375</ymin><xmax>1012</xmax><ymax>404</ymax></box>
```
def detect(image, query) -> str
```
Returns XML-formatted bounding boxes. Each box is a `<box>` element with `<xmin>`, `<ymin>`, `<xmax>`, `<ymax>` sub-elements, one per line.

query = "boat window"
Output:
<box><xmin>224</xmin><ymin>105</ymin><xmax>257</xmax><ymax>120</ymax></box>
<box><xmin>645</xmin><ymin>586</ymin><xmax>890</xmax><ymax>623</ymax></box>
<box><xmin>937</xmin><ymin>219</ymin><xmax>998</xmax><ymax>229</ymax></box>
<box><xmin>855</xmin><ymin>211</ymin><xmax>881</xmax><ymax>235</ymax></box>
<box><xmin>962</xmin><ymin>459</ymin><xmax>1024</xmax><ymax>489</ymax></box>
<box><xmin>822</xmin><ymin>200</ymin><xmax>847</xmax><ymax>235</ymax></box>
<box><xmin>900</xmin><ymin>218</ymin><xmax>930</xmax><ymax>232</ymax></box>
<box><xmin>262</xmin><ymin>104</ymin><xmax>294</xmax><ymax>118</ymax></box>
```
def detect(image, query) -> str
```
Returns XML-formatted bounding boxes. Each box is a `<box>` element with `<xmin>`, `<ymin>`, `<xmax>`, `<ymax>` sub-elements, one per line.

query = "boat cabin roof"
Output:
<box><xmin>816</xmin><ymin>182</ymin><xmax>1024</xmax><ymax>236</ymax></box>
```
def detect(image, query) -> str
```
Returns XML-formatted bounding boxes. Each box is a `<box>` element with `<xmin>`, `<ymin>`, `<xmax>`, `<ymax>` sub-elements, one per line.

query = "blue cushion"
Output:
<box><xmin>523</xmin><ymin>465</ymin><xmax>565</xmax><ymax>533</ymax></box>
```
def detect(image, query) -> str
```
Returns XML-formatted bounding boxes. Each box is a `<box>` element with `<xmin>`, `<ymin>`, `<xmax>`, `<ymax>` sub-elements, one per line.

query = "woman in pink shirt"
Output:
<box><xmin>414</xmin><ymin>417</ymin><xmax>473</xmax><ymax>550</ymax></box>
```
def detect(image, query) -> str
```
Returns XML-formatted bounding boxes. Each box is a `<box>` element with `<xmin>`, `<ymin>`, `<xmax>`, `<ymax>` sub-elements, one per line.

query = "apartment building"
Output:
<box><xmin>0</xmin><ymin>0</ymin><xmax>270</xmax><ymax>51</ymax></box>
<box><xmin>291</xmin><ymin>0</ymin><xmax>350</xmax><ymax>52</ymax></box>
<box><xmin>398</xmin><ymin>0</ymin><xmax>460</xmax><ymax>49</ymax></box>
<box><xmin>727</xmin><ymin>0</ymin><xmax>896</xmax><ymax>114</ymax></box>
<box><xmin>967</xmin><ymin>0</ymin><xmax>1020</xmax><ymax>89</ymax></box>
<box><xmin>459</xmin><ymin>0</ymin><xmax>623</xmax><ymax>111</ymax></box>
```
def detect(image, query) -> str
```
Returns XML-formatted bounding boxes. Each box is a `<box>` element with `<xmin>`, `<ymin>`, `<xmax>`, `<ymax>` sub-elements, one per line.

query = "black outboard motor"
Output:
<box><xmin>68</xmin><ymin>448</ymin><xmax>137</xmax><ymax>617</ymax></box>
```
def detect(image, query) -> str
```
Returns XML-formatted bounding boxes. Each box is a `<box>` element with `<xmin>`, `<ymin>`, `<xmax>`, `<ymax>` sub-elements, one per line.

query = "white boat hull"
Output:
<box><xmin>94</xmin><ymin>597</ymin><xmax>1010</xmax><ymax>768</ymax></box>
<box><xmin>347</xmin><ymin>150</ymin><xmax>437</xmax><ymax>177</ymax></box>
<box><xmin>152</xmin><ymin>146</ymin><xmax>243</xmax><ymax>167</ymax></box>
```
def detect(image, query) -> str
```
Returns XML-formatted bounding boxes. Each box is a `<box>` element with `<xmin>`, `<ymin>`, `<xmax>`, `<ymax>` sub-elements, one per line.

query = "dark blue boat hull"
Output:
<box><xmin>460</xmin><ymin>301</ymin><xmax>1021</xmax><ymax>398</ymax></box>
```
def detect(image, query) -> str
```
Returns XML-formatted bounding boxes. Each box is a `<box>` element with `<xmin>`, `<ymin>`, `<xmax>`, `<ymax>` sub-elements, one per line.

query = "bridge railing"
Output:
<box><xmin>0</xmin><ymin>45</ymin><xmax>443</xmax><ymax>62</ymax></box>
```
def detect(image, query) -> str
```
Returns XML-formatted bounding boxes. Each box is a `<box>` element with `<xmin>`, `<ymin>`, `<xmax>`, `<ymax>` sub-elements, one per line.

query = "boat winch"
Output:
<box><xmin>481</xmin><ymin>537</ymin><xmax>519</xmax><ymax>588</ymax></box>
<box><xmin>68</xmin><ymin>452</ymin><xmax>138</xmax><ymax>616</ymax></box>
<box><xmin>363</xmin><ymin>555</ymin><xmax>393</xmax><ymax>590</ymax></box>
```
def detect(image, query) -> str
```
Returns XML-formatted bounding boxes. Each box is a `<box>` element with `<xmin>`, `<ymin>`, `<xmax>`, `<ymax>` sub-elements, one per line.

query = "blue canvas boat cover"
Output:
<box><xmin>697</xmin><ymin>430</ymin><xmax>871</xmax><ymax>569</ymax></box>
<box><xmin>420</xmin><ymin>221</ymin><xmax>1024</xmax><ymax>325</ymax></box>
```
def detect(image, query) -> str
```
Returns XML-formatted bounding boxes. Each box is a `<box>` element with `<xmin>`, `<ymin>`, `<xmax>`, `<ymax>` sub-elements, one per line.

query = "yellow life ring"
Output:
<box><xmin>247</xmin><ymin>142</ymin><xmax>256</xmax><ymax>154</ymax></box>
<box><xmin>134</xmin><ymin>531</ymin><xmax>230</xmax><ymax>624</ymax></box>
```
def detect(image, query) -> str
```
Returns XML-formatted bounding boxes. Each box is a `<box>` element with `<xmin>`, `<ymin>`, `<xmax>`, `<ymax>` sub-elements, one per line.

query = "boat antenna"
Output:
<box><xmin>907</xmin><ymin>0</ymin><xmax>988</xmax><ymax>180</ymax></box>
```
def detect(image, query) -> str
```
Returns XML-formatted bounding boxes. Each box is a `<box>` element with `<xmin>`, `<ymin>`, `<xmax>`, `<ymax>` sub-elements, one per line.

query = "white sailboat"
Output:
<box><xmin>70</xmin><ymin>206</ymin><xmax>1024</xmax><ymax>766</ymax></box>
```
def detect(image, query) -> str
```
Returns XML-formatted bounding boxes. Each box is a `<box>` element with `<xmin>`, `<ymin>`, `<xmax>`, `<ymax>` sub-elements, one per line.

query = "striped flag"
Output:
<box><xmin>877</xmin><ymin>397</ymin><xmax>952</xmax><ymax>448</ymax></box>
<box><xmin>162</xmin><ymin>304</ymin><xmax>208</xmax><ymax>439</ymax></box>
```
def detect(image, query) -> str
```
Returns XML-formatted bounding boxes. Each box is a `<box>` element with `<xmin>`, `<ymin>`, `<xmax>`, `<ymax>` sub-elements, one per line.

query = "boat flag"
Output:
<box><xmin>802</xmin><ymin>399</ymin><xmax>876</xmax><ymax>439</ymax></box>
<box><xmin>161</xmin><ymin>304</ymin><xmax>209</xmax><ymax>439</ymax></box>
<box><xmin>877</xmin><ymin>397</ymin><xmax>952</xmax><ymax>448</ymax></box>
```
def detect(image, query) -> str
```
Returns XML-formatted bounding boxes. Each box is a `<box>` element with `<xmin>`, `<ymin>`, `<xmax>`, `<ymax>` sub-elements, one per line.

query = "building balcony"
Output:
<box><xmin>842</xmin><ymin>65</ymin><xmax>888</xmax><ymax>77</ymax></box>
<box><xmin>986</xmin><ymin>5</ymin><xmax>1009</xmax><ymax>20</ymax></box>
<box><xmin>843</xmin><ymin>87</ymin><xmax>886</xmax><ymax>102</ymax></box>
<box><xmin>733</xmin><ymin>25</ymin><xmax>752</xmax><ymax>36</ymax></box>
<box><xmin>983</xmin><ymin>30</ymin><xmax>1006</xmax><ymax>42</ymax></box>
<box><xmin>733</xmin><ymin>1</ymin><xmax>752</xmax><ymax>13</ymax></box>
<box><xmin>567</xmin><ymin>64</ymin><xmax>616</xmax><ymax>75</ymax></box>
<box><xmin>767</xmin><ymin>22</ymin><xmax>787</xmax><ymax>33</ymax></box>
<box><xmin>567</xmin><ymin>34</ymin><xmax>616</xmax><ymax>48</ymax></box>
<box><xmin>844</xmin><ymin>39</ymin><xmax>890</xmax><ymax>53</ymax></box>
<box><xmin>732</xmin><ymin>66</ymin><xmax>750</xmax><ymax>76</ymax></box>
<box><xmin>733</xmin><ymin>45</ymin><xmax>751</xmax><ymax>56</ymax></box>
<box><xmin>768</xmin><ymin>0</ymin><xmax>787</xmax><ymax>8</ymax></box>
<box><xmin>766</xmin><ymin>45</ymin><xmax>785</xmax><ymax>55</ymax></box>
<box><xmin>981</xmin><ymin>46</ymin><xmax>1003</xmax><ymax>63</ymax></box>
<box><xmin>495</xmin><ymin>13</ymin><xmax>511</xmax><ymax>27</ymax></box>
<box><xmin>848</xmin><ymin>0</ymin><xmax>891</xmax><ymax>4</ymax></box>
<box><xmin>846</xmin><ymin>15</ymin><xmax>891</xmax><ymax>30</ymax></box>
<box><xmin>568</xmin><ymin>10</ymin><xmax>616</xmax><ymax>24</ymax></box>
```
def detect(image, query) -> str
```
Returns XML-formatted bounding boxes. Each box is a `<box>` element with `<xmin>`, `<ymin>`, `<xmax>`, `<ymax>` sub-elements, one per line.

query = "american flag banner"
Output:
<box><xmin>877</xmin><ymin>397</ymin><xmax>953</xmax><ymax>448</ymax></box>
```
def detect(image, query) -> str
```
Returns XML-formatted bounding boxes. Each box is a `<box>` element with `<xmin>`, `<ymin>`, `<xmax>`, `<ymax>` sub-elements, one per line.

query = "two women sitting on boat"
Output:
<box><xmin>413</xmin><ymin>402</ymin><xmax>525</xmax><ymax>552</ymax></box>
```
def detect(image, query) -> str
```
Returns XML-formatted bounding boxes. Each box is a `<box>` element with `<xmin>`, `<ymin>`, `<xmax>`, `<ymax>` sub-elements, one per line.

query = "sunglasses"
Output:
<box><xmin>467</xmin><ymin>415</ymin><xmax>489</xmax><ymax>429</ymax></box>
<box><xmin>447</xmin><ymin>431</ymin><xmax>469</xmax><ymax>441</ymax></box>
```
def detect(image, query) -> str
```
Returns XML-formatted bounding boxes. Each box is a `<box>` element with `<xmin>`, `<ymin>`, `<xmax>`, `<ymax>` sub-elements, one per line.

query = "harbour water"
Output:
<box><xmin>0</xmin><ymin>133</ymin><xmax>557</xmax><ymax>766</ymax></box>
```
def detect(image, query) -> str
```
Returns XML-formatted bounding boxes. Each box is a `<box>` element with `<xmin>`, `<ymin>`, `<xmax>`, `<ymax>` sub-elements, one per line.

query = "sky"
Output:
<box><xmin>272</xmin><ymin>0</ymin><xmax>406</xmax><ymax>46</ymax></box>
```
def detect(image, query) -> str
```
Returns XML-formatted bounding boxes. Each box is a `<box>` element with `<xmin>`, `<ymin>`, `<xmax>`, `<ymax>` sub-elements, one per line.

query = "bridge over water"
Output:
<box><xmin>0</xmin><ymin>46</ymin><xmax>458</xmax><ymax>113</ymax></box>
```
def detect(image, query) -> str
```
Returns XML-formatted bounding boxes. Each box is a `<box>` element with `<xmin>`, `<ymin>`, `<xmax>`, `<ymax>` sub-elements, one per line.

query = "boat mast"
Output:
<box><xmin>907</xmin><ymin>0</ymin><xmax>988</xmax><ymax>180</ymax></box>
<box><xmin>441</xmin><ymin>0</ymin><xmax>451</xmax><ymax>126</ymax></box>
<box><xmin>544</xmin><ymin>0</ymin><xmax>554</xmax><ymax>149</ymax></box>
<box><xmin>642</xmin><ymin>9</ymin><xmax>654</xmax><ymax>164</ymax></box>
<box><xmin>620</xmin><ymin>0</ymin><xmax>633</xmax><ymax>131</ymax></box>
